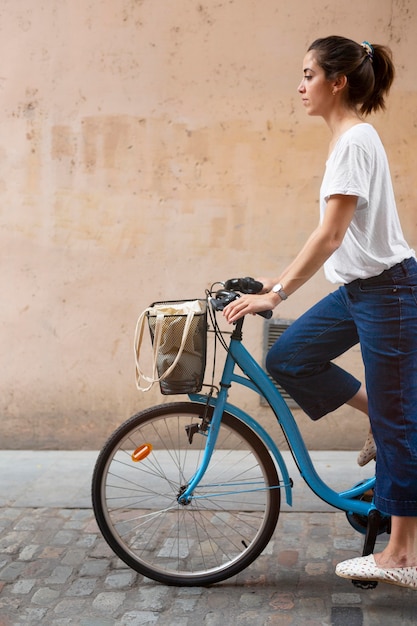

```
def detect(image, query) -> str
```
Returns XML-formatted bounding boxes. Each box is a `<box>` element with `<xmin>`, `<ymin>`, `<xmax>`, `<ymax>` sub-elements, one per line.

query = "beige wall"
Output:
<box><xmin>2</xmin><ymin>0</ymin><xmax>417</xmax><ymax>449</ymax></box>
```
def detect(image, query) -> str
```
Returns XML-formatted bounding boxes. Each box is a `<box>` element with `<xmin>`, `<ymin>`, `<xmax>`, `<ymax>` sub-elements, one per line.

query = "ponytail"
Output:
<box><xmin>360</xmin><ymin>44</ymin><xmax>395</xmax><ymax>115</ymax></box>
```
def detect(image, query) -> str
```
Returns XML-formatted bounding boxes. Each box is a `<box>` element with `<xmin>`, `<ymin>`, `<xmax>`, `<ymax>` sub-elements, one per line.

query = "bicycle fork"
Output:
<box><xmin>177</xmin><ymin>389</ymin><xmax>231</xmax><ymax>505</ymax></box>
<box><xmin>177</xmin><ymin>334</ymin><xmax>246</xmax><ymax>505</ymax></box>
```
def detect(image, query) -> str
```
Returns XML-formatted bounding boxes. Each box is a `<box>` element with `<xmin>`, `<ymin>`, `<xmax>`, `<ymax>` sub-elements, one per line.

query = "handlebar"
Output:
<box><xmin>209</xmin><ymin>277</ymin><xmax>273</xmax><ymax>319</ymax></box>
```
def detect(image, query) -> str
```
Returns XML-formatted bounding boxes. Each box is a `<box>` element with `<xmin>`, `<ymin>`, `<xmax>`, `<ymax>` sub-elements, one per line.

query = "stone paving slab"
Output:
<box><xmin>0</xmin><ymin>507</ymin><xmax>416</xmax><ymax>625</ymax></box>
<box><xmin>0</xmin><ymin>451</ymin><xmax>416</xmax><ymax>625</ymax></box>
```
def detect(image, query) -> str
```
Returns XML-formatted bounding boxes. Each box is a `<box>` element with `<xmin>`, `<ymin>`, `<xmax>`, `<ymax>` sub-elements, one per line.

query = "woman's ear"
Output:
<box><xmin>332</xmin><ymin>74</ymin><xmax>348</xmax><ymax>95</ymax></box>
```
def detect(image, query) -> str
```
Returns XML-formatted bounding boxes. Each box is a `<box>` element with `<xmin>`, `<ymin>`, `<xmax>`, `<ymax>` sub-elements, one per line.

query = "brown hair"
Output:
<box><xmin>308</xmin><ymin>35</ymin><xmax>395</xmax><ymax>115</ymax></box>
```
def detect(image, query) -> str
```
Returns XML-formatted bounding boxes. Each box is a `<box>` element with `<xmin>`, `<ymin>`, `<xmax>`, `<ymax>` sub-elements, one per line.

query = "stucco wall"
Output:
<box><xmin>2</xmin><ymin>0</ymin><xmax>417</xmax><ymax>449</ymax></box>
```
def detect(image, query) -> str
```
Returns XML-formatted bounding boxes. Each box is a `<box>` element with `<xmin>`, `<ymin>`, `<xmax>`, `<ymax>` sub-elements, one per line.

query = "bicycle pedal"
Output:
<box><xmin>351</xmin><ymin>578</ymin><xmax>378</xmax><ymax>589</ymax></box>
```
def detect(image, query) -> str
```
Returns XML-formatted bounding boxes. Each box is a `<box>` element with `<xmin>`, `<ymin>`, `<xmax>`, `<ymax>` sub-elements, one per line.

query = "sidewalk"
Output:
<box><xmin>0</xmin><ymin>451</ymin><xmax>415</xmax><ymax>625</ymax></box>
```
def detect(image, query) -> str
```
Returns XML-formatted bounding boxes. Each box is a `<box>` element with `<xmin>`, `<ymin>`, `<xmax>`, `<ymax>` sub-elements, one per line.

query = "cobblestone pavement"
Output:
<box><xmin>0</xmin><ymin>452</ymin><xmax>416</xmax><ymax>625</ymax></box>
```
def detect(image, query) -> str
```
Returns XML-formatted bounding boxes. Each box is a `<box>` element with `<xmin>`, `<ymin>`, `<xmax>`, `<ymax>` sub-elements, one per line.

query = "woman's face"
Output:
<box><xmin>298</xmin><ymin>50</ymin><xmax>334</xmax><ymax>117</ymax></box>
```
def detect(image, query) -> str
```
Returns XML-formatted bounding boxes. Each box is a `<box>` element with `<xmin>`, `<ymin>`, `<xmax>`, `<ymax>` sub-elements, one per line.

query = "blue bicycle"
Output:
<box><xmin>91</xmin><ymin>278</ymin><xmax>390</xmax><ymax>587</ymax></box>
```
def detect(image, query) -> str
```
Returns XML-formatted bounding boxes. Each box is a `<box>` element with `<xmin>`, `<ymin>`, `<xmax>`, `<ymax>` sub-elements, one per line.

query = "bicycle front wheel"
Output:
<box><xmin>92</xmin><ymin>402</ymin><xmax>281</xmax><ymax>586</ymax></box>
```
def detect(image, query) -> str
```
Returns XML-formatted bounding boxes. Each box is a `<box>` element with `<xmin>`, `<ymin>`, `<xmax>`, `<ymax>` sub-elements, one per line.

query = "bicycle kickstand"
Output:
<box><xmin>352</xmin><ymin>508</ymin><xmax>382</xmax><ymax>589</ymax></box>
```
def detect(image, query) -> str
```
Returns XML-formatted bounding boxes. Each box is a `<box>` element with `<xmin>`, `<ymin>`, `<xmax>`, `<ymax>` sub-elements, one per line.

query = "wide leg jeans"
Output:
<box><xmin>266</xmin><ymin>257</ymin><xmax>417</xmax><ymax>516</ymax></box>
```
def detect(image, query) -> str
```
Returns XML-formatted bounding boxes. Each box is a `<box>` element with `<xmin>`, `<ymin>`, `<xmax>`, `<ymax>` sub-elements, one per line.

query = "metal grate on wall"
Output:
<box><xmin>261</xmin><ymin>318</ymin><xmax>298</xmax><ymax>407</ymax></box>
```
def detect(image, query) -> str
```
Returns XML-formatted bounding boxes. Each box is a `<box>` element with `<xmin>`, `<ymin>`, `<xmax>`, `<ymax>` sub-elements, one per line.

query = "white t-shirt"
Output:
<box><xmin>320</xmin><ymin>123</ymin><xmax>414</xmax><ymax>283</ymax></box>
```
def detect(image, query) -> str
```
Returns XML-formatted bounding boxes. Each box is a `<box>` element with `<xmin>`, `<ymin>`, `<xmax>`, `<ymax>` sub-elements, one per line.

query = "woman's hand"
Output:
<box><xmin>223</xmin><ymin>292</ymin><xmax>278</xmax><ymax>323</ymax></box>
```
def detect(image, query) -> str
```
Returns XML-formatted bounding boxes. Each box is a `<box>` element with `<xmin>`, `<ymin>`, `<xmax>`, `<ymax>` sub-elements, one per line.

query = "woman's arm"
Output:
<box><xmin>223</xmin><ymin>194</ymin><xmax>358</xmax><ymax>323</ymax></box>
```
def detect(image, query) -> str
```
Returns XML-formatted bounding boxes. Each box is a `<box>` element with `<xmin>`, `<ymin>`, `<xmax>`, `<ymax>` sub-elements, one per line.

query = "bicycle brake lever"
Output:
<box><xmin>210</xmin><ymin>290</ymin><xmax>239</xmax><ymax>311</ymax></box>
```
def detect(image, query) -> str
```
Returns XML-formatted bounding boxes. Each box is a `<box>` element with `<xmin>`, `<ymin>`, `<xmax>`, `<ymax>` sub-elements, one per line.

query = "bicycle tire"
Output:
<box><xmin>91</xmin><ymin>401</ymin><xmax>281</xmax><ymax>586</ymax></box>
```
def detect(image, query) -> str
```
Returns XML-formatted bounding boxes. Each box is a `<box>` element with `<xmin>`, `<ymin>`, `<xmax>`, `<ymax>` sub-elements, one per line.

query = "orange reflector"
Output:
<box><xmin>132</xmin><ymin>443</ymin><xmax>153</xmax><ymax>462</ymax></box>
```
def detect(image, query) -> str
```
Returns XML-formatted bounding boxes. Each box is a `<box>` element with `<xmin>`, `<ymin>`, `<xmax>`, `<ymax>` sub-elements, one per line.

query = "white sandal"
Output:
<box><xmin>336</xmin><ymin>554</ymin><xmax>417</xmax><ymax>589</ymax></box>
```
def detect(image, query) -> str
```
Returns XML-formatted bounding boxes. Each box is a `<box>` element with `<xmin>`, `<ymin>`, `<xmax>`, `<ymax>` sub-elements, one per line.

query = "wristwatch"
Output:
<box><xmin>271</xmin><ymin>283</ymin><xmax>288</xmax><ymax>300</ymax></box>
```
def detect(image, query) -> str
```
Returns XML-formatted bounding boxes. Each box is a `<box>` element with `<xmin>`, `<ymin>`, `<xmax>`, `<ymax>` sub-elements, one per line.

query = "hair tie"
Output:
<box><xmin>361</xmin><ymin>41</ymin><xmax>374</xmax><ymax>62</ymax></box>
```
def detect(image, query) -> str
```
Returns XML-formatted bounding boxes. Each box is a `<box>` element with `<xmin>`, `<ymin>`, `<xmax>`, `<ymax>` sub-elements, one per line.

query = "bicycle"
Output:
<box><xmin>91</xmin><ymin>277</ymin><xmax>390</xmax><ymax>588</ymax></box>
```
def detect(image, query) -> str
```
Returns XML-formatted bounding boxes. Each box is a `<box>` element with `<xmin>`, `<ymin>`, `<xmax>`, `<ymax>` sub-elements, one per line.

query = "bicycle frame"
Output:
<box><xmin>184</xmin><ymin>317</ymin><xmax>376</xmax><ymax>519</ymax></box>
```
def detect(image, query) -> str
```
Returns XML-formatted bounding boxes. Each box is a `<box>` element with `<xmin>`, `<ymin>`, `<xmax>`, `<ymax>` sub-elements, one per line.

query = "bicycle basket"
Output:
<box><xmin>134</xmin><ymin>299</ymin><xmax>207</xmax><ymax>394</ymax></box>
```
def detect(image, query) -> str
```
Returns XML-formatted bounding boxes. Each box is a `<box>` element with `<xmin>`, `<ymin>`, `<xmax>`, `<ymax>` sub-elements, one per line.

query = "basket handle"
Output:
<box><xmin>134</xmin><ymin>307</ymin><xmax>196</xmax><ymax>392</ymax></box>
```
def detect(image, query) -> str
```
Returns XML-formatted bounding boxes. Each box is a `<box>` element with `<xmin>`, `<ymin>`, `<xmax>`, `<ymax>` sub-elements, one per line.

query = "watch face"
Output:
<box><xmin>273</xmin><ymin>283</ymin><xmax>287</xmax><ymax>299</ymax></box>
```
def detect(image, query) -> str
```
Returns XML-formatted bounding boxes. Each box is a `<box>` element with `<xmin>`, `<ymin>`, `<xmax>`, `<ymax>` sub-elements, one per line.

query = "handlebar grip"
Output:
<box><xmin>224</xmin><ymin>277</ymin><xmax>264</xmax><ymax>294</ymax></box>
<box><xmin>252</xmin><ymin>280</ymin><xmax>264</xmax><ymax>293</ymax></box>
<box><xmin>258</xmin><ymin>309</ymin><xmax>273</xmax><ymax>319</ymax></box>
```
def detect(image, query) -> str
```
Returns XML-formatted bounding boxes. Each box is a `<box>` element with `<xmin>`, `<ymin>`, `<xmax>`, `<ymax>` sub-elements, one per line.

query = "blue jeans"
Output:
<box><xmin>266</xmin><ymin>257</ymin><xmax>417</xmax><ymax>516</ymax></box>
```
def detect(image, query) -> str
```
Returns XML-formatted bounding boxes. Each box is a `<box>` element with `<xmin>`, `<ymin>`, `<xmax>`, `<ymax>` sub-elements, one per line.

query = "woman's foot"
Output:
<box><xmin>357</xmin><ymin>430</ymin><xmax>376</xmax><ymax>466</ymax></box>
<box><xmin>336</xmin><ymin>554</ymin><xmax>417</xmax><ymax>589</ymax></box>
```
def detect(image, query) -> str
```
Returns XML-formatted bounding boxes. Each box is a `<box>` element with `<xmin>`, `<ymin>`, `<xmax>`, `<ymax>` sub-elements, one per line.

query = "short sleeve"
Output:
<box><xmin>324</xmin><ymin>139</ymin><xmax>372</xmax><ymax>207</ymax></box>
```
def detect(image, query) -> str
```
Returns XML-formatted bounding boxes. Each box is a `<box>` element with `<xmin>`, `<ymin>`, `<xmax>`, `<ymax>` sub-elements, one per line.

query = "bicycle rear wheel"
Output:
<box><xmin>92</xmin><ymin>401</ymin><xmax>281</xmax><ymax>586</ymax></box>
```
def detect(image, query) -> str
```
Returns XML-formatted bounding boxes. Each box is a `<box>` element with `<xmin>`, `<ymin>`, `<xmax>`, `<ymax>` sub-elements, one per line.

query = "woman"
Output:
<box><xmin>223</xmin><ymin>36</ymin><xmax>417</xmax><ymax>589</ymax></box>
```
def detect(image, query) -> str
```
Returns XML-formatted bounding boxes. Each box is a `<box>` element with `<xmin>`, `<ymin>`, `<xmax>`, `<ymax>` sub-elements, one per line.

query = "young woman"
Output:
<box><xmin>223</xmin><ymin>36</ymin><xmax>417</xmax><ymax>589</ymax></box>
